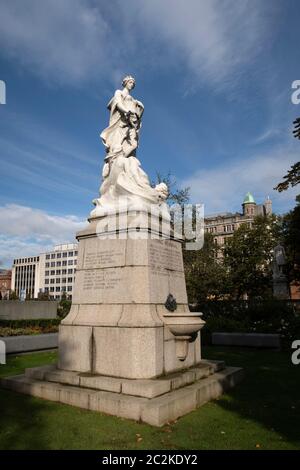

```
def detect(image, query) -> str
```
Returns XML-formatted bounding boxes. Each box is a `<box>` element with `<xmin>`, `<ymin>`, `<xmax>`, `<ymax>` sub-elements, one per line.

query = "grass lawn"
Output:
<box><xmin>0</xmin><ymin>347</ymin><xmax>299</xmax><ymax>450</ymax></box>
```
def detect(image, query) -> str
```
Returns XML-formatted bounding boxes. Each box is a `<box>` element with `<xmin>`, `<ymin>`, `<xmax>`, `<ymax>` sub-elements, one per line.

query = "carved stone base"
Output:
<box><xmin>59</xmin><ymin>213</ymin><xmax>202</xmax><ymax>379</ymax></box>
<box><xmin>0</xmin><ymin>361</ymin><xmax>244</xmax><ymax>427</ymax></box>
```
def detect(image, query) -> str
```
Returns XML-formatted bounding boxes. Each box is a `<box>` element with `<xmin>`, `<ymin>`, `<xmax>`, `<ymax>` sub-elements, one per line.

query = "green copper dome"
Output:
<box><xmin>243</xmin><ymin>192</ymin><xmax>256</xmax><ymax>204</ymax></box>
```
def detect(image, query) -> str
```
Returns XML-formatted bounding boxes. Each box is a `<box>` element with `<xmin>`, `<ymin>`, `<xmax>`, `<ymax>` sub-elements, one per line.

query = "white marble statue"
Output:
<box><xmin>90</xmin><ymin>76</ymin><xmax>168</xmax><ymax>217</ymax></box>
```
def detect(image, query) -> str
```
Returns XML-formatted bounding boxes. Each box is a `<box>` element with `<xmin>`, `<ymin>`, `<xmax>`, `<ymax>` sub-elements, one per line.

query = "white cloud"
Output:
<box><xmin>0</xmin><ymin>204</ymin><xmax>85</xmax><ymax>267</ymax></box>
<box><xmin>0</xmin><ymin>0</ymin><xmax>110</xmax><ymax>84</ymax></box>
<box><xmin>181</xmin><ymin>146</ymin><xmax>299</xmax><ymax>215</ymax></box>
<box><xmin>125</xmin><ymin>0</ymin><xmax>276</xmax><ymax>88</ymax></box>
<box><xmin>0</xmin><ymin>0</ymin><xmax>278</xmax><ymax>88</ymax></box>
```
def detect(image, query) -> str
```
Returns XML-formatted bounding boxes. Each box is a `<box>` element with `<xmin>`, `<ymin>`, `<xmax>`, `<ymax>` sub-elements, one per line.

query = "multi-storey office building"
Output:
<box><xmin>40</xmin><ymin>243</ymin><xmax>78</xmax><ymax>300</ymax></box>
<box><xmin>11</xmin><ymin>256</ymin><xmax>41</xmax><ymax>299</ymax></box>
<box><xmin>12</xmin><ymin>243</ymin><xmax>78</xmax><ymax>300</ymax></box>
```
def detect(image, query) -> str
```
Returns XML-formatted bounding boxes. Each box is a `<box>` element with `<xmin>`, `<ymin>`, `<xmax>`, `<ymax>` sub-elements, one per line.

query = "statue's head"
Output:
<box><xmin>122</xmin><ymin>75</ymin><xmax>135</xmax><ymax>90</ymax></box>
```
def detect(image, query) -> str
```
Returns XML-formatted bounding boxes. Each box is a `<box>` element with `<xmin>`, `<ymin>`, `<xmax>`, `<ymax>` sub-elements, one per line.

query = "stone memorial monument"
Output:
<box><xmin>0</xmin><ymin>76</ymin><xmax>243</xmax><ymax>426</ymax></box>
<box><xmin>272</xmin><ymin>243</ymin><xmax>290</xmax><ymax>299</ymax></box>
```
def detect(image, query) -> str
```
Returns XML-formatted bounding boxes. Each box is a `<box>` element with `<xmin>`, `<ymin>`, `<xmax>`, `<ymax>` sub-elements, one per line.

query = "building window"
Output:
<box><xmin>68</xmin><ymin>251</ymin><xmax>73</xmax><ymax>256</ymax></box>
<box><xmin>63</xmin><ymin>252</ymin><xmax>68</xmax><ymax>258</ymax></box>
<box><xmin>67</xmin><ymin>286</ymin><xmax>72</xmax><ymax>292</ymax></box>
<box><xmin>50</xmin><ymin>270</ymin><xmax>55</xmax><ymax>275</ymax></box>
<box><xmin>74</xmin><ymin>251</ymin><xmax>78</xmax><ymax>256</ymax></box>
<box><xmin>46</xmin><ymin>254</ymin><xmax>50</xmax><ymax>260</ymax></box>
<box><xmin>57</xmin><ymin>253</ymin><xmax>61</xmax><ymax>259</ymax></box>
<box><xmin>45</xmin><ymin>279</ymin><xmax>49</xmax><ymax>284</ymax></box>
<box><xmin>68</xmin><ymin>269</ymin><xmax>73</xmax><ymax>274</ymax></box>
<box><xmin>51</xmin><ymin>262</ymin><xmax>55</xmax><ymax>267</ymax></box>
<box><xmin>56</xmin><ymin>270</ymin><xmax>61</xmax><ymax>275</ymax></box>
<box><xmin>57</xmin><ymin>261</ymin><xmax>61</xmax><ymax>267</ymax></box>
<box><xmin>45</xmin><ymin>287</ymin><xmax>49</xmax><ymax>292</ymax></box>
<box><xmin>50</xmin><ymin>287</ymin><xmax>54</xmax><ymax>292</ymax></box>
<box><xmin>56</xmin><ymin>278</ymin><xmax>61</xmax><ymax>283</ymax></box>
<box><xmin>68</xmin><ymin>277</ymin><xmax>73</xmax><ymax>283</ymax></box>
<box><xmin>62</xmin><ymin>278</ymin><xmax>66</xmax><ymax>284</ymax></box>
<box><xmin>74</xmin><ymin>260</ymin><xmax>77</xmax><ymax>265</ymax></box>
<box><xmin>62</xmin><ymin>260</ymin><xmax>67</xmax><ymax>266</ymax></box>
<box><xmin>51</xmin><ymin>254</ymin><xmax>55</xmax><ymax>259</ymax></box>
<box><xmin>45</xmin><ymin>271</ymin><xmax>49</xmax><ymax>276</ymax></box>
<box><xmin>45</xmin><ymin>262</ymin><xmax>50</xmax><ymax>268</ymax></box>
<box><xmin>50</xmin><ymin>279</ymin><xmax>55</xmax><ymax>284</ymax></box>
<box><xmin>56</xmin><ymin>286</ymin><xmax>60</xmax><ymax>292</ymax></box>
<box><xmin>62</xmin><ymin>269</ymin><xmax>67</xmax><ymax>274</ymax></box>
<box><xmin>68</xmin><ymin>260</ymin><xmax>73</xmax><ymax>265</ymax></box>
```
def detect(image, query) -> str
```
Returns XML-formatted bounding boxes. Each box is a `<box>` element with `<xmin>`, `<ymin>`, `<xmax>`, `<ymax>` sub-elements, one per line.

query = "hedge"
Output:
<box><xmin>190</xmin><ymin>300</ymin><xmax>300</xmax><ymax>347</ymax></box>
<box><xmin>0</xmin><ymin>318</ymin><xmax>61</xmax><ymax>329</ymax></box>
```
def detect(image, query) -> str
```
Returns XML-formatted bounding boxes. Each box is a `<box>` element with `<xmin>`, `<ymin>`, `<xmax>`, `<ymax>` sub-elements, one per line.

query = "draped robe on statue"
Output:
<box><xmin>91</xmin><ymin>89</ymin><xmax>169</xmax><ymax>216</ymax></box>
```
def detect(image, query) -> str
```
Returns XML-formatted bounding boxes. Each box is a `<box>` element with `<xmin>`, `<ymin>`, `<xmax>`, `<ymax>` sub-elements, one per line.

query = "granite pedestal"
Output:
<box><xmin>0</xmin><ymin>210</ymin><xmax>243</xmax><ymax>425</ymax></box>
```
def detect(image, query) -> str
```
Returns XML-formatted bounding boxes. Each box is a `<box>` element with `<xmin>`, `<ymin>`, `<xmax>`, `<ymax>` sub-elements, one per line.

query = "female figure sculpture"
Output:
<box><xmin>91</xmin><ymin>76</ymin><xmax>168</xmax><ymax>217</ymax></box>
<box><xmin>101</xmin><ymin>75</ymin><xmax>144</xmax><ymax>160</ymax></box>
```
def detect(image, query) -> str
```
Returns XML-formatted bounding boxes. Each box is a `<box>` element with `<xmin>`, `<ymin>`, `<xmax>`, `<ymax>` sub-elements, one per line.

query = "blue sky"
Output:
<box><xmin>0</xmin><ymin>0</ymin><xmax>300</xmax><ymax>267</ymax></box>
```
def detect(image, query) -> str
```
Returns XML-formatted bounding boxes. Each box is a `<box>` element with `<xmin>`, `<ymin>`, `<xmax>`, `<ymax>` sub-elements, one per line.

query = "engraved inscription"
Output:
<box><xmin>149</xmin><ymin>241</ymin><xmax>183</xmax><ymax>271</ymax></box>
<box><xmin>84</xmin><ymin>247</ymin><xmax>125</xmax><ymax>269</ymax></box>
<box><xmin>83</xmin><ymin>269</ymin><xmax>123</xmax><ymax>291</ymax></box>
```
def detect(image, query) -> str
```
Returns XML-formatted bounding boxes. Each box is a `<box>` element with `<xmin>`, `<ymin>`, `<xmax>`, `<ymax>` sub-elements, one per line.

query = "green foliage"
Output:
<box><xmin>184</xmin><ymin>234</ymin><xmax>230</xmax><ymax>303</ymax></box>
<box><xmin>0</xmin><ymin>318</ymin><xmax>61</xmax><ymax>337</ymax></box>
<box><xmin>9</xmin><ymin>290</ymin><xmax>18</xmax><ymax>300</ymax></box>
<box><xmin>38</xmin><ymin>291</ymin><xmax>50</xmax><ymax>301</ymax></box>
<box><xmin>57</xmin><ymin>298</ymin><xmax>71</xmax><ymax>319</ymax></box>
<box><xmin>192</xmin><ymin>300</ymin><xmax>300</xmax><ymax>347</ymax></box>
<box><xmin>281</xmin><ymin>195</ymin><xmax>300</xmax><ymax>281</ymax></box>
<box><xmin>0</xmin><ymin>326</ymin><xmax>59</xmax><ymax>336</ymax></box>
<box><xmin>0</xmin><ymin>318</ymin><xmax>61</xmax><ymax>329</ymax></box>
<box><xmin>223</xmin><ymin>215</ymin><xmax>281</xmax><ymax>299</ymax></box>
<box><xmin>154</xmin><ymin>171</ymin><xmax>190</xmax><ymax>206</ymax></box>
<box><xmin>274</xmin><ymin>161</ymin><xmax>300</xmax><ymax>192</ymax></box>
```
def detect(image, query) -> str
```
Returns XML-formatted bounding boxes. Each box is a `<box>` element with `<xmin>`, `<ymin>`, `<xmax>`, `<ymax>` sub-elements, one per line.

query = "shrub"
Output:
<box><xmin>0</xmin><ymin>319</ymin><xmax>61</xmax><ymax>336</ymax></box>
<box><xmin>57</xmin><ymin>299</ymin><xmax>71</xmax><ymax>319</ymax></box>
<box><xmin>191</xmin><ymin>300</ymin><xmax>300</xmax><ymax>348</ymax></box>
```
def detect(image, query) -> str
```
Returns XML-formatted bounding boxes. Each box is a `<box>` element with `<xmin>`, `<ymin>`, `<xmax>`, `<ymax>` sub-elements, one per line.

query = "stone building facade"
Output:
<box><xmin>204</xmin><ymin>192</ymin><xmax>272</xmax><ymax>255</ymax></box>
<box><xmin>0</xmin><ymin>269</ymin><xmax>12</xmax><ymax>299</ymax></box>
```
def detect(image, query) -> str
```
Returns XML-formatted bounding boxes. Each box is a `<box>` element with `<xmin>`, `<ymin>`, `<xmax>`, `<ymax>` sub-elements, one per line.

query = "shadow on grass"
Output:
<box><xmin>0</xmin><ymin>351</ymin><xmax>58</xmax><ymax>450</ymax></box>
<box><xmin>0</xmin><ymin>389</ymin><xmax>52</xmax><ymax>450</ymax></box>
<box><xmin>203</xmin><ymin>346</ymin><xmax>300</xmax><ymax>446</ymax></box>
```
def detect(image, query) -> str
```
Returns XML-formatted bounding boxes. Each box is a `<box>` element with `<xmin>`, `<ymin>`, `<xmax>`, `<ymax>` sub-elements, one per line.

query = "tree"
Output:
<box><xmin>274</xmin><ymin>161</ymin><xmax>300</xmax><ymax>192</ymax></box>
<box><xmin>9</xmin><ymin>290</ymin><xmax>18</xmax><ymax>300</ymax></box>
<box><xmin>38</xmin><ymin>291</ymin><xmax>50</xmax><ymax>301</ymax></box>
<box><xmin>223</xmin><ymin>215</ymin><xmax>281</xmax><ymax>299</ymax></box>
<box><xmin>293</xmin><ymin>117</ymin><xmax>300</xmax><ymax>140</ymax></box>
<box><xmin>281</xmin><ymin>195</ymin><xmax>300</xmax><ymax>282</ymax></box>
<box><xmin>184</xmin><ymin>234</ymin><xmax>230</xmax><ymax>304</ymax></box>
<box><xmin>154</xmin><ymin>171</ymin><xmax>190</xmax><ymax>206</ymax></box>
